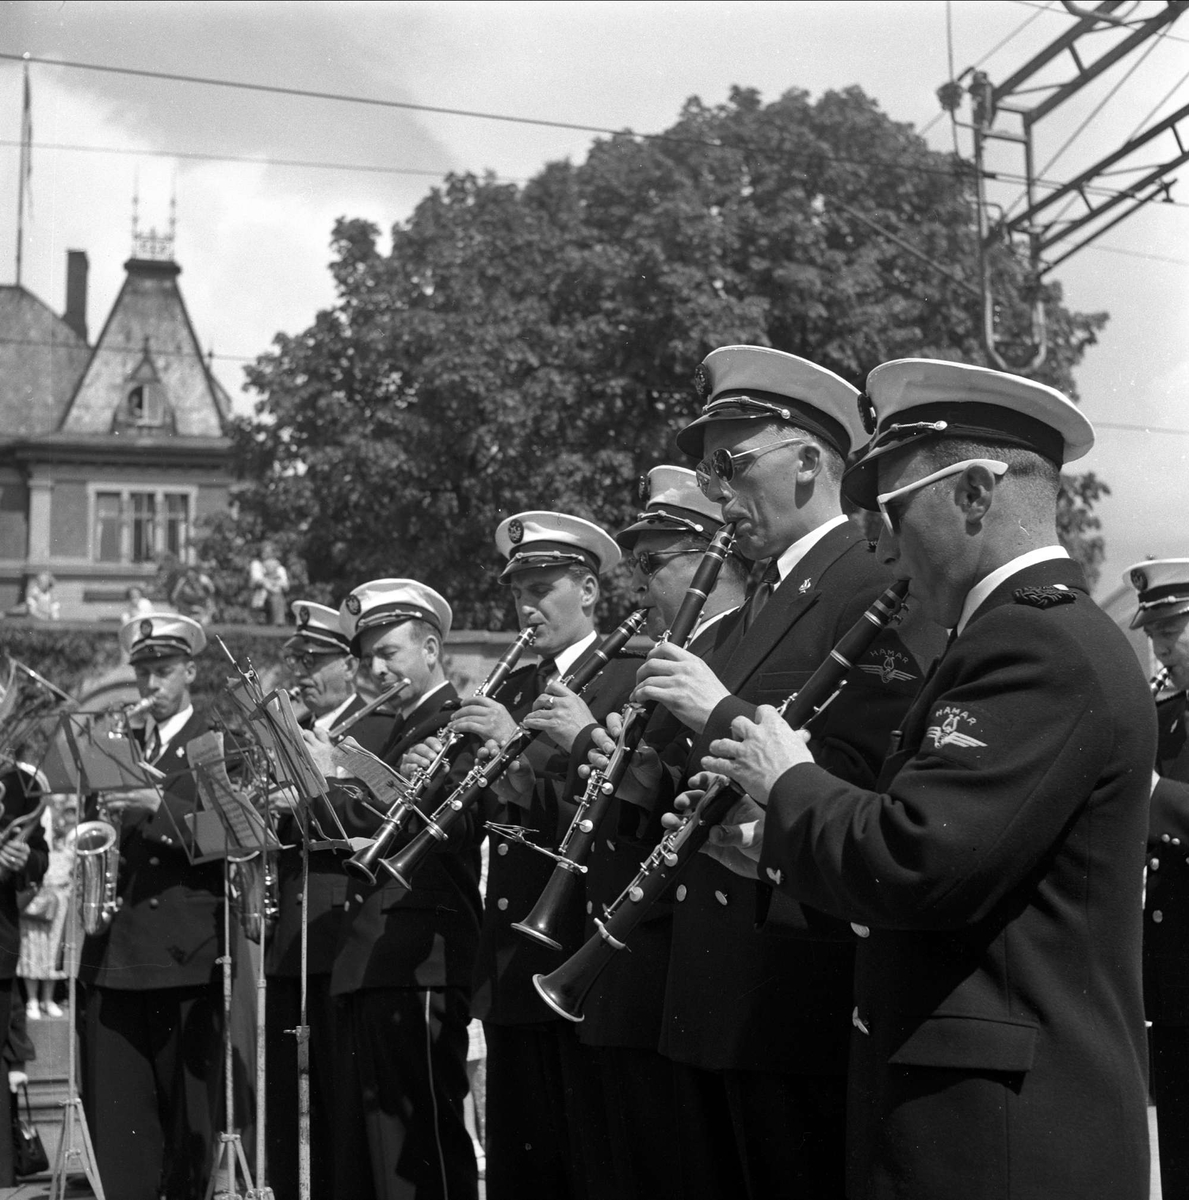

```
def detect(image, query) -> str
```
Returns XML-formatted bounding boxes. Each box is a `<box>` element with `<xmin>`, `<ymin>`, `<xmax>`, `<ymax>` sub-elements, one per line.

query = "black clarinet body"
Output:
<box><xmin>382</xmin><ymin>608</ymin><xmax>649</xmax><ymax>889</ymax></box>
<box><xmin>533</xmin><ymin>579</ymin><xmax>909</xmax><ymax>1021</ymax></box>
<box><xmin>512</xmin><ymin>524</ymin><xmax>737</xmax><ymax>950</ymax></box>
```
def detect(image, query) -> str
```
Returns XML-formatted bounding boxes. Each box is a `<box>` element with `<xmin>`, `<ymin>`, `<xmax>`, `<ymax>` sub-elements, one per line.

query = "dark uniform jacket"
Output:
<box><xmin>330</xmin><ymin>681</ymin><xmax>482</xmax><ymax>994</ymax></box>
<box><xmin>759</xmin><ymin>558</ymin><xmax>1154</xmax><ymax>1200</ymax></box>
<box><xmin>79</xmin><ymin>709</ymin><xmax>224</xmax><ymax>990</ymax></box>
<box><xmin>660</xmin><ymin>522</ymin><xmax>938</xmax><ymax>1075</ymax></box>
<box><xmin>472</xmin><ymin>642</ymin><xmax>639</xmax><ymax>1025</ymax></box>
<box><xmin>267</xmin><ymin>694</ymin><xmax>393</xmax><ymax>979</ymax></box>
<box><xmin>1144</xmin><ymin>689</ymin><xmax>1189</xmax><ymax>1023</ymax></box>
<box><xmin>0</xmin><ymin>766</ymin><xmax>48</xmax><ymax>979</ymax></box>
<box><xmin>578</xmin><ymin>615</ymin><xmax>737</xmax><ymax>1051</ymax></box>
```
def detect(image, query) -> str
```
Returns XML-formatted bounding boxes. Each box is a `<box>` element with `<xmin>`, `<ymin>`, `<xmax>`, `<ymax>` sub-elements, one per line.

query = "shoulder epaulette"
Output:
<box><xmin>1013</xmin><ymin>585</ymin><xmax>1076</xmax><ymax>609</ymax></box>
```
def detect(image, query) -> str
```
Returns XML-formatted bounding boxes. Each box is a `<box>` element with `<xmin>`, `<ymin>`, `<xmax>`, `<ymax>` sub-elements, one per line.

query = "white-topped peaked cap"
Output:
<box><xmin>495</xmin><ymin>512</ymin><xmax>621</xmax><ymax>580</ymax></box>
<box><xmin>339</xmin><ymin>579</ymin><xmax>452</xmax><ymax>648</ymax></box>
<box><xmin>675</xmin><ymin>345</ymin><xmax>863</xmax><ymax>460</ymax></box>
<box><xmin>616</xmin><ymin>466</ymin><xmax>727</xmax><ymax>550</ymax></box>
<box><xmin>120</xmin><ymin>612</ymin><xmax>207</xmax><ymax>664</ymax></box>
<box><xmin>842</xmin><ymin>358</ymin><xmax>1095</xmax><ymax>510</ymax></box>
<box><xmin>288</xmin><ymin>600</ymin><xmax>352</xmax><ymax>653</ymax></box>
<box><xmin>1125</xmin><ymin>559</ymin><xmax>1189</xmax><ymax>630</ymax></box>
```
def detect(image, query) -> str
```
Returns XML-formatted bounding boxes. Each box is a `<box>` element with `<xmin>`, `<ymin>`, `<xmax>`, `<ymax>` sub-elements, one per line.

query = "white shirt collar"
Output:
<box><xmin>773</xmin><ymin>514</ymin><xmax>849</xmax><ymax>583</ymax></box>
<box><xmin>956</xmin><ymin>545</ymin><xmax>1070</xmax><ymax>635</ymax></box>
<box><xmin>404</xmin><ymin>678</ymin><xmax>452</xmax><ymax>717</ymax></box>
<box><xmin>146</xmin><ymin>704</ymin><xmax>194</xmax><ymax>754</ymax></box>
<box><xmin>691</xmin><ymin>607</ymin><xmax>737</xmax><ymax>643</ymax></box>
<box><xmin>313</xmin><ymin>693</ymin><xmax>356</xmax><ymax>731</ymax></box>
<box><xmin>552</xmin><ymin>630</ymin><xmax>599</xmax><ymax>679</ymax></box>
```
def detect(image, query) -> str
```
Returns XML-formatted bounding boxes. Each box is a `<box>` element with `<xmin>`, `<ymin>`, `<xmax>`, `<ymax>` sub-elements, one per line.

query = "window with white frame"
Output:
<box><xmin>93</xmin><ymin>489</ymin><xmax>193</xmax><ymax>564</ymax></box>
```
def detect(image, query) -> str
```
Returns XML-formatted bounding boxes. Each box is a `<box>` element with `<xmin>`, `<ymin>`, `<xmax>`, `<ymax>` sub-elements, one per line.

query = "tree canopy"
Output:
<box><xmin>217</xmin><ymin>84</ymin><xmax>1109</xmax><ymax>627</ymax></box>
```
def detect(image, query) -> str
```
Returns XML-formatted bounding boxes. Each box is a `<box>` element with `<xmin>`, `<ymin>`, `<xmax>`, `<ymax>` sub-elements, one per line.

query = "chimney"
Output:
<box><xmin>64</xmin><ymin>250</ymin><xmax>89</xmax><ymax>343</ymax></box>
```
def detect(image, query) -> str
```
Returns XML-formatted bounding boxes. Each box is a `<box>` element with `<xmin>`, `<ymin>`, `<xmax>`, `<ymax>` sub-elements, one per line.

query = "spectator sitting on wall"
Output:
<box><xmin>169</xmin><ymin>566</ymin><xmax>217</xmax><ymax>626</ymax></box>
<box><xmin>24</xmin><ymin>573</ymin><xmax>60</xmax><ymax>621</ymax></box>
<box><xmin>121</xmin><ymin>586</ymin><xmax>154</xmax><ymax>625</ymax></box>
<box><xmin>248</xmin><ymin>543</ymin><xmax>289</xmax><ymax>626</ymax></box>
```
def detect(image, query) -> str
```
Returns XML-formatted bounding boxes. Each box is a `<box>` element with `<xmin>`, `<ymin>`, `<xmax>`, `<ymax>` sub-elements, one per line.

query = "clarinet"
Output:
<box><xmin>344</xmin><ymin>626</ymin><xmax>537</xmax><ymax>883</ymax></box>
<box><xmin>380</xmin><ymin>607</ymin><xmax>650</xmax><ymax>889</ymax></box>
<box><xmin>512</xmin><ymin>523</ymin><xmax>736</xmax><ymax>950</ymax></box>
<box><xmin>533</xmin><ymin>578</ymin><xmax>909</xmax><ymax>1022</ymax></box>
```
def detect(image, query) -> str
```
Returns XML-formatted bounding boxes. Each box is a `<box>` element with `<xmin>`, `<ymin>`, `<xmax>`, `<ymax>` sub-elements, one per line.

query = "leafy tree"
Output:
<box><xmin>217</xmin><ymin>84</ymin><xmax>1110</xmax><ymax>625</ymax></box>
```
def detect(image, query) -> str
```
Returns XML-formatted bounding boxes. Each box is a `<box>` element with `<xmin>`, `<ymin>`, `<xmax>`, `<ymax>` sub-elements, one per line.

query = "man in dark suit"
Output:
<box><xmin>579</xmin><ymin>465</ymin><xmax>746</xmax><ymax>1200</ymax></box>
<box><xmin>1127</xmin><ymin>558</ymin><xmax>1189</xmax><ymax>1199</ymax></box>
<box><xmin>610</xmin><ymin>347</ymin><xmax>939</xmax><ymax>1199</ymax></box>
<box><xmin>77</xmin><ymin>613</ymin><xmax>224</xmax><ymax>1200</ymax></box>
<box><xmin>265</xmin><ymin>598</ymin><xmax>388</xmax><ymax>1199</ymax></box>
<box><xmin>704</xmin><ymin>359</ymin><xmax>1154</xmax><ymax>1200</ymax></box>
<box><xmin>324</xmin><ymin>578</ymin><xmax>481</xmax><ymax>1200</ymax></box>
<box><xmin>418</xmin><ymin>511</ymin><xmax>631</xmax><ymax>1199</ymax></box>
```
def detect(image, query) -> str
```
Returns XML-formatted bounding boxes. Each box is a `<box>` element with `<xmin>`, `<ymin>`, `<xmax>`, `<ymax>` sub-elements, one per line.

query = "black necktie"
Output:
<box><xmin>534</xmin><ymin>659</ymin><xmax>557</xmax><ymax>700</ymax></box>
<box><xmin>144</xmin><ymin>725</ymin><xmax>161</xmax><ymax>764</ymax></box>
<box><xmin>742</xmin><ymin>560</ymin><xmax>781</xmax><ymax>633</ymax></box>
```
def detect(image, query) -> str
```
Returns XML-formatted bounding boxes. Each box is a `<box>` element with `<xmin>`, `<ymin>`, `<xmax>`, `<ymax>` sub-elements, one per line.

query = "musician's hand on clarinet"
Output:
<box><xmin>0</xmin><ymin>839</ymin><xmax>30</xmax><ymax>879</ymax></box>
<box><xmin>449</xmin><ymin>696</ymin><xmax>518</xmax><ymax>744</ymax></box>
<box><xmin>664</xmin><ymin>772</ymin><xmax>765</xmax><ymax>880</ymax></box>
<box><xmin>702</xmin><ymin>705</ymin><xmax>813</xmax><ymax>806</ymax></box>
<box><xmin>400</xmin><ymin>737</ymin><xmax>444</xmax><ymax>779</ymax></box>
<box><xmin>481</xmin><ymin>738</ymin><xmax>535</xmax><ymax>805</ymax></box>
<box><xmin>105</xmin><ymin>787</ymin><xmax>162</xmax><ymax>817</ymax></box>
<box><xmin>582</xmin><ymin>714</ymin><xmax>621</xmax><ymax>776</ymax></box>
<box><xmin>581</xmin><ymin>713</ymin><xmax>662</xmax><ymax>805</ymax></box>
<box><xmin>633</xmin><ymin>643</ymin><xmax>729</xmax><ymax>734</ymax></box>
<box><xmin>523</xmin><ymin>681</ymin><xmax>593</xmax><ymax>753</ymax></box>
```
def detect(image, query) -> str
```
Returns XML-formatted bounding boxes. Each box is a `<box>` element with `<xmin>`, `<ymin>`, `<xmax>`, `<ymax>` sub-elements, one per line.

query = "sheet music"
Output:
<box><xmin>61</xmin><ymin>714</ymin><xmax>164</xmax><ymax>792</ymax></box>
<box><xmin>186</xmin><ymin>731</ymin><xmax>280</xmax><ymax>854</ymax></box>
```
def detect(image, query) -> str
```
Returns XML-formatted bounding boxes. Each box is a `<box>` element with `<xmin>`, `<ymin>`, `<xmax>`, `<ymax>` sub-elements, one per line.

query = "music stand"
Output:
<box><xmin>190</xmin><ymin>736</ymin><xmax>279</xmax><ymax>1200</ymax></box>
<box><xmin>47</xmin><ymin>755</ymin><xmax>104</xmax><ymax>1200</ymax></box>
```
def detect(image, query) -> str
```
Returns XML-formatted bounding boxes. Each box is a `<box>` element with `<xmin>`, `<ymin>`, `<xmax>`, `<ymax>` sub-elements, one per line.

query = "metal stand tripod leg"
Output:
<box><xmin>51</xmin><ymin>804</ymin><xmax>105</xmax><ymax>1200</ymax></box>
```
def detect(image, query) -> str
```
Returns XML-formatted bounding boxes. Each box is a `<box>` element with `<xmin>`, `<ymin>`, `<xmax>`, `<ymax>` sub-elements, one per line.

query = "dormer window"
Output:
<box><xmin>125</xmin><ymin>382</ymin><xmax>164</xmax><ymax>426</ymax></box>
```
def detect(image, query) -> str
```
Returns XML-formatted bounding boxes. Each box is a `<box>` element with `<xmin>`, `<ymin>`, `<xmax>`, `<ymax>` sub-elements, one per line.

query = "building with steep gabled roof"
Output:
<box><xmin>0</xmin><ymin>238</ymin><xmax>234</xmax><ymax>619</ymax></box>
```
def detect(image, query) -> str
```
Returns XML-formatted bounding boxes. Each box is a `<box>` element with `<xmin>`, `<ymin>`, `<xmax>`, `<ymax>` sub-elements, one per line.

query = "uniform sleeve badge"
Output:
<box><xmin>859</xmin><ymin>648</ymin><xmax>917</xmax><ymax>685</ymax></box>
<box><xmin>924</xmin><ymin>704</ymin><xmax>989</xmax><ymax>760</ymax></box>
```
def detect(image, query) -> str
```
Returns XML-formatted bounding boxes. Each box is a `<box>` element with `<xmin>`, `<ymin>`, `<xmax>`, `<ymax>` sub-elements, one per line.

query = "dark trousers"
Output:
<box><xmin>78</xmin><ymin>982</ymin><xmax>221</xmax><ymax>1200</ymax></box>
<box><xmin>592</xmin><ymin>1043</ymin><xmax>680</xmax><ymax>1200</ymax></box>
<box><xmin>670</xmin><ymin>1061</ymin><xmax>848</xmax><ymax>1200</ymax></box>
<box><xmin>265</xmin><ymin>973</ymin><xmax>338</xmax><ymax>1200</ymax></box>
<box><xmin>1152</xmin><ymin>1024</ymin><xmax>1189</xmax><ymax>1199</ymax></box>
<box><xmin>0</xmin><ymin>980</ymin><xmax>14</xmax><ymax>1187</ymax></box>
<box><xmin>484</xmin><ymin>1019</ymin><xmax>612</xmax><ymax>1200</ymax></box>
<box><xmin>333</xmin><ymin>986</ymin><xmax>476</xmax><ymax>1200</ymax></box>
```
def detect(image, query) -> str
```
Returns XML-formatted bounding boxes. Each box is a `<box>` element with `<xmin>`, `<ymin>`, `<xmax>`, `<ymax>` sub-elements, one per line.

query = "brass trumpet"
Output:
<box><xmin>344</xmin><ymin>626</ymin><xmax>538</xmax><ymax>883</ymax></box>
<box><xmin>534</xmin><ymin>579</ymin><xmax>910</xmax><ymax>1022</ymax></box>
<box><xmin>513</xmin><ymin>524</ymin><xmax>737</xmax><ymax>950</ymax></box>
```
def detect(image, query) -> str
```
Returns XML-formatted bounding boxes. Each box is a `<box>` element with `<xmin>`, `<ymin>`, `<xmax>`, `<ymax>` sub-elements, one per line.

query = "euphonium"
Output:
<box><xmin>78</xmin><ymin>696</ymin><xmax>154</xmax><ymax>936</ymax></box>
<box><xmin>383</xmin><ymin>608</ymin><xmax>649</xmax><ymax>890</ymax></box>
<box><xmin>534</xmin><ymin>579</ymin><xmax>910</xmax><ymax>1022</ymax></box>
<box><xmin>513</xmin><ymin>523</ymin><xmax>737</xmax><ymax>950</ymax></box>
<box><xmin>344</xmin><ymin>626</ymin><xmax>537</xmax><ymax>884</ymax></box>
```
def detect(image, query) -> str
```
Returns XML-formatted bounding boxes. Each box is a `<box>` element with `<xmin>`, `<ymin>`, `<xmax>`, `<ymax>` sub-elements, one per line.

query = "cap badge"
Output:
<box><xmin>345</xmin><ymin>595</ymin><xmax>362</xmax><ymax>616</ymax></box>
<box><xmin>693</xmin><ymin>363</ymin><xmax>711</xmax><ymax>401</ymax></box>
<box><xmin>637</xmin><ymin>475</ymin><xmax>650</xmax><ymax>503</ymax></box>
<box><xmin>508</xmin><ymin>519</ymin><xmax>525</xmax><ymax>545</ymax></box>
<box><xmin>297</xmin><ymin>605</ymin><xmax>309</xmax><ymax>626</ymax></box>
<box><xmin>1131</xmin><ymin>568</ymin><xmax>1149</xmax><ymax>592</ymax></box>
<box><xmin>139</xmin><ymin>618</ymin><xmax>153</xmax><ymax>638</ymax></box>
<box><xmin>857</xmin><ymin>391</ymin><xmax>878</xmax><ymax>436</ymax></box>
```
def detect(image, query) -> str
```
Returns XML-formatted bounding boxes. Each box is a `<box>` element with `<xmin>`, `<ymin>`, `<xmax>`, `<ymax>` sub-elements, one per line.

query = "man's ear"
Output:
<box><xmin>795</xmin><ymin>441</ymin><xmax>823</xmax><ymax>483</ymax></box>
<box><xmin>184</xmin><ymin>659</ymin><xmax>198</xmax><ymax>685</ymax></box>
<box><xmin>423</xmin><ymin>633</ymin><xmax>441</xmax><ymax>669</ymax></box>
<box><xmin>956</xmin><ymin>464</ymin><xmax>998</xmax><ymax>525</ymax></box>
<box><xmin>580</xmin><ymin>571</ymin><xmax>599</xmax><ymax>611</ymax></box>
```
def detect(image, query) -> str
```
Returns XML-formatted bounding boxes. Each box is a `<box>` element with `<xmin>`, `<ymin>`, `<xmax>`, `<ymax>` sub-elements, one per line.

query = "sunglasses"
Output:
<box><xmin>282</xmin><ymin>649</ymin><xmax>346</xmax><ymax>674</ymax></box>
<box><xmin>695</xmin><ymin>439</ymin><xmax>804</xmax><ymax>495</ymax></box>
<box><xmin>876</xmin><ymin>458</ymin><xmax>1009</xmax><ymax>535</ymax></box>
<box><xmin>630</xmin><ymin>549</ymin><xmax>701</xmax><ymax>576</ymax></box>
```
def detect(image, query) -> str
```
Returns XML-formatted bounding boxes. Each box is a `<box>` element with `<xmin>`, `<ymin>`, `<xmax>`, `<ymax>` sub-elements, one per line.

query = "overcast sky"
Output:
<box><xmin>1</xmin><ymin>0</ymin><xmax>1186</xmax><ymax>599</ymax></box>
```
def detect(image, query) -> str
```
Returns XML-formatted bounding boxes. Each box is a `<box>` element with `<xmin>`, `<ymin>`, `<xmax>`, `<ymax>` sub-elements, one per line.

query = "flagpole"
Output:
<box><xmin>16</xmin><ymin>57</ymin><xmax>31</xmax><ymax>287</ymax></box>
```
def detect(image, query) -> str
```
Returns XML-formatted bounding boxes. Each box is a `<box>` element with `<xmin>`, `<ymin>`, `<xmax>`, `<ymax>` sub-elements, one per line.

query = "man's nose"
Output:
<box><xmin>876</xmin><ymin>526</ymin><xmax>899</xmax><ymax>567</ymax></box>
